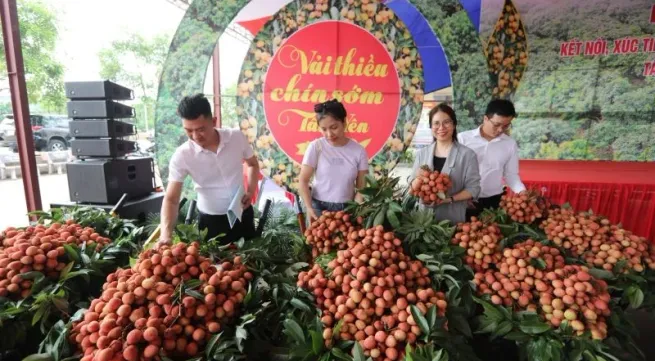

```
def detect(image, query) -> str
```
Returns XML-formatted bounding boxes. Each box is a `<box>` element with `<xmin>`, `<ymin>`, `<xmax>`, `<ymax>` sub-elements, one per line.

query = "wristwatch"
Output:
<box><xmin>448</xmin><ymin>197</ymin><xmax>454</xmax><ymax>203</ymax></box>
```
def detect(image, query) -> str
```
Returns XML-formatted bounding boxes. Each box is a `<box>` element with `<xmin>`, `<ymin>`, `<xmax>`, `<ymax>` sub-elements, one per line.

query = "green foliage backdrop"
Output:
<box><xmin>154</xmin><ymin>0</ymin><xmax>486</xmax><ymax>195</ymax></box>
<box><xmin>0</xmin><ymin>0</ymin><xmax>66</xmax><ymax>112</ymax></box>
<box><xmin>98</xmin><ymin>33</ymin><xmax>169</xmax><ymax>133</ymax></box>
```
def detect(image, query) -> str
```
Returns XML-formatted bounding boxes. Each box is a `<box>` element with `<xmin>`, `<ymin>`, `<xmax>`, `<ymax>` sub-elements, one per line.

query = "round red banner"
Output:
<box><xmin>262</xmin><ymin>20</ymin><xmax>401</xmax><ymax>164</ymax></box>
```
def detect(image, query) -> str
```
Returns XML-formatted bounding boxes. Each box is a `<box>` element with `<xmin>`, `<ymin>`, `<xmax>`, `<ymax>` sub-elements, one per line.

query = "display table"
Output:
<box><xmin>519</xmin><ymin>160</ymin><xmax>655</xmax><ymax>242</ymax></box>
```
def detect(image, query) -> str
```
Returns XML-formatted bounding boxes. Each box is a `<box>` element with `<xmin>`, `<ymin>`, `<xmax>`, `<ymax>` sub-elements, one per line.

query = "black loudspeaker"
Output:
<box><xmin>70</xmin><ymin>139</ymin><xmax>136</xmax><ymax>158</ymax></box>
<box><xmin>65</xmin><ymin>80</ymin><xmax>134</xmax><ymax>100</ymax></box>
<box><xmin>69</xmin><ymin>119</ymin><xmax>136</xmax><ymax>138</ymax></box>
<box><xmin>66</xmin><ymin>157</ymin><xmax>155</xmax><ymax>204</ymax></box>
<box><xmin>67</xmin><ymin>100</ymin><xmax>135</xmax><ymax>119</ymax></box>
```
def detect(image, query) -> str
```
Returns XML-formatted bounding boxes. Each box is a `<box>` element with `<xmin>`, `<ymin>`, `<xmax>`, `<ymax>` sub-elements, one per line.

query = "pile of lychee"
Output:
<box><xmin>451</xmin><ymin>218</ymin><xmax>503</xmax><ymax>272</ymax></box>
<box><xmin>500</xmin><ymin>189</ymin><xmax>550</xmax><ymax>223</ymax></box>
<box><xmin>0</xmin><ymin>221</ymin><xmax>112</xmax><ymax>298</ymax></box>
<box><xmin>68</xmin><ymin>242</ymin><xmax>252</xmax><ymax>361</ymax></box>
<box><xmin>409</xmin><ymin>166</ymin><xmax>452</xmax><ymax>206</ymax></box>
<box><xmin>472</xmin><ymin>239</ymin><xmax>611</xmax><ymax>339</ymax></box>
<box><xmin>541</xmin><ymin>208</ymin><xmax>655</xmax><ymax>273</ymax></box>
<box><xmin>304</xmin><ymin>211</ymin><xmax>362</xmax><ymax>256</ymax></box>
<box><xmin>298</xmin><ymin>226</ymin><xmax>448</xmax><ymax>361</ymax></box>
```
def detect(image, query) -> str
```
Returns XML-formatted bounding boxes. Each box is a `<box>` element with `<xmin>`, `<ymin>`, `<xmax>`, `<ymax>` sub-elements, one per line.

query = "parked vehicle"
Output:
<box><xmin>2</xmin><ymin>114</ymin><xmax>72</xmax><ymax>152</ymax></box>
<box><xmin>34</xmin><ymin>116</ymin><xmax>72</xmax><ymax>151</ymax></box>
<box><xmin>0</xmin><ymin>114</ymin><xmax>54</xmax><ymax>141</ymax></box>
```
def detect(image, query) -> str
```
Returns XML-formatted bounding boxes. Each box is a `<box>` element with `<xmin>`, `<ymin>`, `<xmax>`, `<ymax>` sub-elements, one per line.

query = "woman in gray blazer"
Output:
<box><xmin>411</xmin><ymin>104</ymin><xmax>481</xmax><ymax>224</ymax></box>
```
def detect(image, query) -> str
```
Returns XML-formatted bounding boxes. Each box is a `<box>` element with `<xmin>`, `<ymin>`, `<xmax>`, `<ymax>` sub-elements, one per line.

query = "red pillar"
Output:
<box><xmin>0</xmin><ymin>0</ymin><xmax>42</xmax><ymax>215</ymax></box>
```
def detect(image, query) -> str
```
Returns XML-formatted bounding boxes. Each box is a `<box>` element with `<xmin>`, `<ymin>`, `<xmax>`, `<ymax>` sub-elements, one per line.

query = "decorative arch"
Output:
<box><xmin>155</xmin><ymin>0</ymin><xmax>492</xmax><ymax>197</ymax></box>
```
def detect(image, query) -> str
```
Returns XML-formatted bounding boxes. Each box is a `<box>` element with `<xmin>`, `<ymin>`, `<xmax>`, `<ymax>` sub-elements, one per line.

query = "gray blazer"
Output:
<box><xmin>411</xmin><ymin>142</ymin><xmax>481</xmax><ymax>224</ymax></box>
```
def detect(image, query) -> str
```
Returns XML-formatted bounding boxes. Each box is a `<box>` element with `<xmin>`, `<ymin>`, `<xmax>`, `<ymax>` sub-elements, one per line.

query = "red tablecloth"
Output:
<box><xmin>519</xmin><ymin>160</ymin><xmax>655</xmax><ymax>242</ymax></box>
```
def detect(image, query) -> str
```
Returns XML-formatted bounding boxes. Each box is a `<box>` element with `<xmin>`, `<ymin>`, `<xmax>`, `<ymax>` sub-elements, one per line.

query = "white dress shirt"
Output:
<box><xmin>168</xmin><ymin>128</ymin><xmax>254</xmax><ymax>215</ymax></box>
<box><xmin>458</xmin><ymin>127</ymin><xmax>526</xmax><ymax>198</ymax></box>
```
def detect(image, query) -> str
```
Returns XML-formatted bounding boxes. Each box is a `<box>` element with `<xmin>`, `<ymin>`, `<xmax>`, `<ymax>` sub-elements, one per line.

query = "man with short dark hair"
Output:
<box><xmin>458</xmin><ymin>99</ymin><xmax>526</xmax><ymax>219</ymax></box>
<box><xmin>157</xmin><ymin>93</ymin><xmax>259</xmax><ymax>246</ymax></box>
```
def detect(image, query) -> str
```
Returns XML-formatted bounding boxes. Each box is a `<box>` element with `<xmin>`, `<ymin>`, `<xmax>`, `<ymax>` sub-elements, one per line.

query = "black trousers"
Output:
<box><xmin>198</xmin><ymin>206</ymin><xmax>256</xmax><ymax>244</ymax></box>
<box><xmin>466</xmin><ymin>192</ymin><xmax>504</xmax><ymax>221</ymax></box>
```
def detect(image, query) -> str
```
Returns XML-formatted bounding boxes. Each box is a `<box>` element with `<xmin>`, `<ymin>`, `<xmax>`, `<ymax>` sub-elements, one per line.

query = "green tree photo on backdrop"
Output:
<box><xmin>480</xmin><ymin>0</ymin><xmax>655</xmax><ymax>161</ymax></box>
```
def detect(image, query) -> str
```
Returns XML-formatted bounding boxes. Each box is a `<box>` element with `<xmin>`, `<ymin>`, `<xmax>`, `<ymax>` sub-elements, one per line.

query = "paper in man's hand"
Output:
<box><xmin>227</xmin><ymin>185</ymin><xmax>245</xmax><ymax>228</ymax></box>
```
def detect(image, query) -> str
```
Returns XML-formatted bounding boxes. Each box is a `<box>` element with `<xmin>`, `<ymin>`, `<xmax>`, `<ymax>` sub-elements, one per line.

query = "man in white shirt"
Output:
<box><xmin>458</xmin><ymin>99</ymin><xmax>526</xmax><ymax>219</ymax></box>
<box><xmin>157</xmin><ymin>94</ymin><xmax>260</xmax><ymax>246</ymax></box>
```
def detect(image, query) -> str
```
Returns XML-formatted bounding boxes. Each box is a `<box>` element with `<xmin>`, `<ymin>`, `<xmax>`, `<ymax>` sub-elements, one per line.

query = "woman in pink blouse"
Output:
<box><xmin>298</xmin><ymin>99</ymin><xmax>369</xmax><ymax>221</ymax></box>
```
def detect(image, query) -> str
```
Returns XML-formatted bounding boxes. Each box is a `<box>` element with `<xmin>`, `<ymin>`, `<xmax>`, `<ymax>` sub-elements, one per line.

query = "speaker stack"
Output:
<box><xmin>50</xmin><ymin>80</ymin><xmax>163</xmax><ymax>221</ymax></box>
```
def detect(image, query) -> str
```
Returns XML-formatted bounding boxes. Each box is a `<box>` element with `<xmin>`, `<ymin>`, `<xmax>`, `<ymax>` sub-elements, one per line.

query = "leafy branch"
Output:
<box><xmin>346</xmin><ymin>175</ymin><xmax>404</xmax><ymax>229</ymax></box>
<box><xmin>472</xmin><ymin>296</ymin><xmax>622</xmax><ymax>361</ymax></box>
